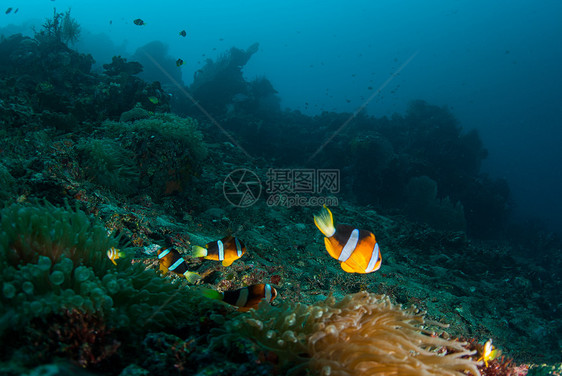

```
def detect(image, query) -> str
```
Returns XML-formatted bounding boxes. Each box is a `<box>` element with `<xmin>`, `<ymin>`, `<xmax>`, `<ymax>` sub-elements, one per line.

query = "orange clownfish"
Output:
<box><xmin>192</xmin><ymin>236</ymin><xmax>246</xmax><ymax>267</ymax></box>
<box><xmin>478</xmin><ymin>339</ymin><xmax>500</xmax><ymax>367</ymax></box>
<box><xmin>107</xmin><ymin>247</ymin><xmax>125</xmax><ymax>265</ymax></box>
<box><xmin>203</xmin><ymin>283</ymin><xmax>277</xmax><ymax>312</ymax></box>
<box><xmin>314</xmin><ymin>205</ymin><xmax>382</xmax><ymax>274</ymax></box>
<box><xmin>157</xmin><ymin>247</ymin><xmax>201</xmax><ymax>283</ymax></box>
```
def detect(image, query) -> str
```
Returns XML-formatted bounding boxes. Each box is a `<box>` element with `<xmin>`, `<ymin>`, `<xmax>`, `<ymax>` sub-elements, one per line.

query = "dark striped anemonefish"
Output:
<box><xmin>314</xmin><ymin>205</ymin><xmax>382</xmax><ymax>274</ymax></box>
<box><xmin>192</xmin><ymin>236</ymin><xmax>246</xmax><ymax>267</ymax></box>
<box><xmin>157</xmin><ymin>247</ymin><xmax>201</xmax><ymax>283</ymax></box>
<box><xmin>203</xmin><ymin>284</ymin><xmax>277</xmax><ymax>312</ymax></box>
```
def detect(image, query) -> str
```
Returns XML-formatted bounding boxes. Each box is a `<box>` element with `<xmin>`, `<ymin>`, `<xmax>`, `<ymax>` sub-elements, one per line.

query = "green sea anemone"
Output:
<box><xmin>0</xmin><ymin>202</ymin><xmax>212</xmax><ymax>340</ymax></box>
<box><xmin>77</xmin><ymin>138</ymin><xmax>140</xmax><ymax>194</ymax></box>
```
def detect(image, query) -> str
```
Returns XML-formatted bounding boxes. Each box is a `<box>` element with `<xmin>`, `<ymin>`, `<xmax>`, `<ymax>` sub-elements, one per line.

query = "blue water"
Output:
<box><xmin>2</xmin><ymin>0</ymin><xmax>561</xmax><ymax>234</ymax></box>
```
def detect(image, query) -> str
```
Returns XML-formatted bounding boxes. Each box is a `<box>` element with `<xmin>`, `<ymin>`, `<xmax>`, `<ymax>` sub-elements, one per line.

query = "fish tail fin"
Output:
<box><xmin>192</xmin><ymin>245</ymin><xmax>208</xmax><ymax>258</ymax></box>
<box><xmin>184</xmin><ymin>271</ymin><xmax>202</xmax><ymax>284</ymax></box>
<box><xmin>314</xmin><ymin>205</ymin><xmax>336</xmax><ymax>237</ymax></box>
<box><xmin>199</xmin><ymin>288</ymin><xmax>224</xmax><ymax>301</ymax></box>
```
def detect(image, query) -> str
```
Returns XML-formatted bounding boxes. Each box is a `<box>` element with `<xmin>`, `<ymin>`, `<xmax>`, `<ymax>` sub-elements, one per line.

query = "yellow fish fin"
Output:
<box><xmin>222</xmin><ymin>259</ymin><xmax>234</xmax><ymax>267</ymax></box>
<box><xmin>192</xmin><ymin>245</ymin><xmax>208</xmax><ymax>257</ymax></box>
<box><xmin>184</xmin><ymin>271</ymin><xmax>202</xmax><ymax>283</ymax></box>
<box><xmin>340</xmin><ymin>262</ymin><xmax>356</xmax><ymax>273</ymax></box>
<box><xmin>314</xmin><ymin>205</ymin><xmax>336</xmax><ymax>237</ymax></box>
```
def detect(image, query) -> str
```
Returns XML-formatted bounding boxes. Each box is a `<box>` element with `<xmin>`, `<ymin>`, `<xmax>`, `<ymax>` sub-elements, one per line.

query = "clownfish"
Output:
<box><xmin>478</xmin><ymin>339</ymin><xmax>500</xmax><ymax>367</ymax></box>
<box><xmin>107</xmin><ymin>247</ymin><xmax>125</xmax><ymax>265</ymax></box>
<box><xmin>203</xmin><ymin>283</ymin><xmax>277</xmax><ymax>312</ymax></box>
<box><xmin>313</xmin><ymin>205</ymin><xmax>382</xmax><ymax>274</ymax></box>
<box><xmin>157</xmin><ymin>247</ymin><xmax>201</xmax><ymax>283</ymax></box>
<box><xmin>192</xmin><ymin>236</ymin><xmax>246</xmax><ymax>267</ymax></box>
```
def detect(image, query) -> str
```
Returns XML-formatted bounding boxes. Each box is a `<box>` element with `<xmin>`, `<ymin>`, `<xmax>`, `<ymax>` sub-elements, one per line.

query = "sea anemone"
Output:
<box><xmin>215</xmin><ymin>291</ymin><xmax>480</xmax><ymax>376</ymax></box>
<box><xmin>0</xmin><ymin>201</ymin><xmax>116</xmax><ymax>270</ymax></box>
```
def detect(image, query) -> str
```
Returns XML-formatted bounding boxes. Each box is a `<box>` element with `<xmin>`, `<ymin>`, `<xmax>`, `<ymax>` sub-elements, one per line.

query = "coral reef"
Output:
<box><xmin>216</xmin><ymin>291</ymin><xmax>481</xmax><ymax>376</ymax></box>
<box><xmin>99</xmin><ymin>56</ymin><xmax>169</xmax><ymax>118</ymax></box>
<box><xmin>0</xmin><ymin>34</ymin><xmax>169</xmax><ymax>127</ymax></box>
<box><xmin>527</xmin><ymin>364</ymin><xmax>562</xmax><ymax>376</ymax></box>
<box><xmin>27</xmin><ymin>308</ymin><xmax>120</xmax><ymax>368</ymax></box>
<box><xmin>0</xmin><ymin>162</ymin><xmax>15</xmax><ymax>203</ymax></box>
<box><xmin>0</xmin><ymin>19</ymin><xmax>559</xmax><ymax>375</ymax></box>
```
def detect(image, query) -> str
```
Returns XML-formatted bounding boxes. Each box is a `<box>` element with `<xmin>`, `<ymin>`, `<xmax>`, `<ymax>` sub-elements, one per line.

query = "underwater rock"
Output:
<box><xmin>39</xmin><ymin>111</ymin><xmax>78</xmax><ymax>131</ymax></box>
<box><xmin>201</xmin><ymin>207</ymin><xmax>227</xmax><ymax>221</ymax></box>
<box><xmin>188</xmin><ymin>43</ymin><xmax>261</xmax><ymax>116</ymax></box>
<box><xmin>103</xmin><ymin>56</ymin><xmax>143</xmax><ymax>77</ymax></box>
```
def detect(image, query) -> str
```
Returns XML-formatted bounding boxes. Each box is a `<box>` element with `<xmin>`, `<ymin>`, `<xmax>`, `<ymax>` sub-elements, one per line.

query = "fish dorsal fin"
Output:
<box><xmin>314</xmin><ymin>205</ymin><xmax>336</xmax><ymax>237</ymax></box>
